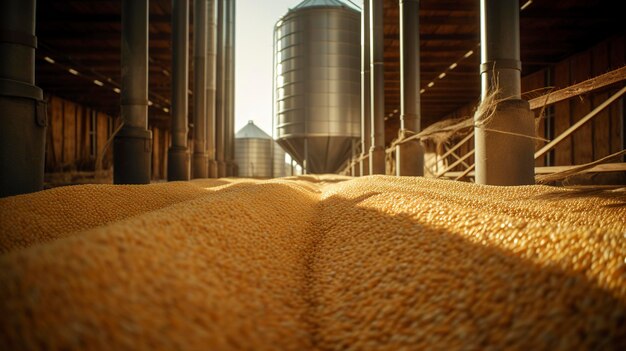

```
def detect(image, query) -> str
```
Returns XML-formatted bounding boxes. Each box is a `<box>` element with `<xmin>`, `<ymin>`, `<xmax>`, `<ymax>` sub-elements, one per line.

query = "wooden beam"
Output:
<box><xmin>445</xmin><ymin>146</ymin><xmax>471</xmax><ymax>169</ymax></box>
<box><xmin>39</xmin><ymin>14</ymin><xmax>171</xmax><ymax>24</ymax></box>
<box><xmin>419</xmin><ymin>1</ymin><xmax>477</xmax><ymax>12</ymax></box>
<box><xmin>535</xmin><ymin>86</ymin><xmax>626</xmax><ymax>159</ymax></box>
<box><xmin>436</xmin><ymin>149</ymin><xmax>475</xmax><ymax>178</ymax></box>
<box><xmin>385</xmin><ymin>33</ymin><xmax>478</xmax><ymax>41</ymax></box>
<box><xmin>421</xmin><ymin>16</ymin><xmax>478</xmax><ymax>26</ymax></box>
<box><xmin>528</xmin><ymin>66</ymin><xmax>626</xmax><ymax>110</ymax></box>
<box><xmin>426</xmin><ymin>132</ymin><xmax>474</xmax><ymax>169</ymax></box>
<box><xmin>41</xmin><ymin>31</ymin><xmax>170</xmax><ymax>41</ymax></box>
<box><xmin>444</xmin><ymin>163</ymin><xmax>626</xmax><ymax>178</ymax></box>
<box><xmin>453</xmin><ymin>164</ymin><xmax>475</xmax><ymax>181</ymax></box>
<box><xmin>535</xmin><ymin>163</ymin><xmax>626</xmax><ymax>175</ymax></box>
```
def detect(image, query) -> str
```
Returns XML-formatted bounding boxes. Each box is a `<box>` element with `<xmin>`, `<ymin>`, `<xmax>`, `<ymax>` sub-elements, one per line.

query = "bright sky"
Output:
<box><xmin>234</xmin><ymin>0</ymin><xmax>301</xmax><ymax>137</ymax></box>
<box><xmin>234</xmin><ymin>0</ymin><xmax>362</xmax><ymax>137</ymax></box>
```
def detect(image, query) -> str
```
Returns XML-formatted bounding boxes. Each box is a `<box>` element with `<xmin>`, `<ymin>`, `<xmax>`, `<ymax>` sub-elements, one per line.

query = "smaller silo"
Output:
<box><xmin>272</xmin><ymin>144</ymin><xmax>287</xmax><ymax>178</ymax></box>
<box><xmin>235</xmin><ymin>121</ymin><xmax>287</xmax><ymax>178</ymax></box>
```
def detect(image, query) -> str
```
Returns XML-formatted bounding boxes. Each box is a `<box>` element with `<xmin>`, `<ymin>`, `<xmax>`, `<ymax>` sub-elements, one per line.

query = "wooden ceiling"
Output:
<box><xmin>382</xmin><ymin>0</ymin><xmax>624</xmax><ymax>142</ymax></box>
<box><xmin>37</xmin><ymin>0</ymin><xmax>176</xmax><ymax>128</ymax></box>
<box><xmin>35</xmin><ymin>0</ymin><xmax>623</xmax><ymax>140</ymax></box>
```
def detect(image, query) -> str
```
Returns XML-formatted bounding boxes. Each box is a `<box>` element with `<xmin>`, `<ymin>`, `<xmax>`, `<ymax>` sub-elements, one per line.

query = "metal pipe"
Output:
<box><xmin>360</xmin><ymin>0</ymin><xmax>371</xmax><ymax>176</ymax></box>
<box><xmin>271</xmin><ymin>23</ymin><xmax>277</xmax><ymax>143</ymax></box>
<box><xmin>369</xmin><ymin>0</ymin><xmax>385</xmax><ymax>175</ymax></box>
<box><xmin>215</xmin><ymin>0</ymin><xmax>226</xmax><ymax>177</ymax></box>
<box><xmin>114</xmin><ymin>0</ymin><xmax>152</xmax><ymax>184</ymax></box>
<box><xmin>225</xmin><ymin>0</ymin><xmax>236</xmax><ymax>177</ymax></box>
<box><xmin>0</xmin><ymin>0</ymin><xmax>46</xmax><ymax>197</ymax></box>
<box><xmin>480</xmin><ymin>0</ymin><xmax>520</xmax><ymax>101</ymax></box>
<box><xmin>396</xmin><ymin>0</ymin><xmax>424</xmax><ymax>176</ymax></box>
<box><xmin>168</xmin><ymin>0</ymin><xmax>191</xmax><ymax>181</ymax></box>
<box><xmin>475</xmin><ymin>0</ymin><xmax>534</xmax><ymax>185</ymax></box>
<box><xmin>192</xmin><ymin>0</ymin><xmax>209</xmax><ymax>178</ymax></box>
<box><xmin>230</xmin><ymin>0</ymin><xmax>237</xmax><ymax>177</ymax></box>
<box><xmin>207</xmin><ymin>0</ymin><xmax>218</xmax><ymax>178</ymax></box>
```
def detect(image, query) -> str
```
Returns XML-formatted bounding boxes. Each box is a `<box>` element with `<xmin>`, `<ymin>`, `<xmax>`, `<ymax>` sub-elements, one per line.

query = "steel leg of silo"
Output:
<box><xmin>115</xmin><ymin>0</ymin><xmax>152</xmax><ymax>184</ymax></box>
<box><xmin>475</xmin><ymin>0</ymin><xmax>534</xmax><ymax>185</ymax></box>
<box><xmin>360</xmin><ymin>0</ymin><xmax>371</xmax><ymax>177</ymax></box>
<box><xmin>168</xmin><ymin>0</ymin><xmax>191</xmax><ymax>181</ymax></box>
<box><xmin>0</xmin><ymin>0</ymin><xmax>45</xmax><ymax>197</ymax></box>
<box><xmin>396</xmin><ymin>0</ymin><xmax>424</xmax><ymax>177</ymax></box>
<box><xmin>207</xmin><ymin>0</ymin><xmax>218</xmax><ymax>178</ymax></box>
<box><xmin>192</xmin><ymin>0</ymin><xmax>209</xmax><ymax>179</ymax></box>
<box><xmin>369</xmin><ymin>0</ymin><xmax>385</xmax><ymax>175</ymax></box>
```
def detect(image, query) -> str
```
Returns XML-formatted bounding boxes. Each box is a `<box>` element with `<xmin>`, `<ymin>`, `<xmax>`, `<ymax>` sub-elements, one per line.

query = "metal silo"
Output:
<box><xmin>235</xmin><ymin>121</ymin><xmax>272</xmax><ymax>178</ymax></box>
<box><xmin>272</xmin><ymin>144</ymin><xmax>287</xmax><ymax>178</ymax></box>
<box><xmin>274</xmin><ymin>0</ymin><xmax>361</xmax><ymax>174</ymax></box>
<box><xmin>235</xmin><ymin>121</ymin><xmax>288</xmax><ymax>178</ymax></box>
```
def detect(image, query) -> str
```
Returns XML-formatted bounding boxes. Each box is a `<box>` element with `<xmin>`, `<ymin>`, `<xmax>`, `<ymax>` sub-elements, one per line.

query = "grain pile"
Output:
<box><xmin>1</xmin><ymin>176</ymin><xmax>625</xmax><ymax>350</ymax></box>
<box><xmin>0</xmin><ymin>179</ymin><xmax>238</xmax><ymax>252</ymax></box>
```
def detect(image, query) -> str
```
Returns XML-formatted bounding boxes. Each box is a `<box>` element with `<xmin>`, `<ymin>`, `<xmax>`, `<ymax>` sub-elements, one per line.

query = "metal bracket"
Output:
<box><xmin>35</xmin><ymin>100</ymin><xmax>47</xmax><ymax>127</ymax></box>
<box><xmin>0</xmin><ymin>30</ymin><xmax>37</xmax><ymax>48</ymax></box>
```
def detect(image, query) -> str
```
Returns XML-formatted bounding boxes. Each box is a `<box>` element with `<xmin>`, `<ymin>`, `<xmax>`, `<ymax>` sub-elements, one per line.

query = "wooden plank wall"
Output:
<box><xmin>45</xmin><ymin>94</ymin><xmax>170</xmax><ymax>181</ymax></box>
<box><xmin>548</xmin><ymin>35</ymin><xmax>624</xmax><ymax>166</ymax></box>
<box><xmin>521</xmin><ymin>68</ymin><xmax>549</xmax><ymax>167</ymax></box>
<box><xmin>443</xmin><ymin>104</ymin><xmax>475</xmax><ymax>173</ymax></box>
<box><xmin>438</xmin><ymin>35</ymin><xmax>625</xmax><ymax>170</ymax></box>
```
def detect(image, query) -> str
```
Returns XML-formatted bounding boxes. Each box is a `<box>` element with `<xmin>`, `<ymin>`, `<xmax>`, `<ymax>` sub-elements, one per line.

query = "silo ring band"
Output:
<box><xmin>0</xmin><ymin>79</ymin><xmax>46</xmax><ymax>127</ymax></box>
<box><xmin>480</xmin><ymin>60</ymin><xmax>522</xmax><ymax>74</ymax></box>
<box><xmin>0</xmin><ymin>30</ymin><xmax>37</xmax><ymax>48</ymax></box>
<box><xmin>0</xmin><ymin>78</ymin><xmax>43</xmax><ymax>101</ymax></box>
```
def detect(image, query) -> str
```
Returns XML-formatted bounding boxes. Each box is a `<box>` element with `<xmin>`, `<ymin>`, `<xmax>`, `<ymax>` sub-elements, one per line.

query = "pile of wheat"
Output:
<box><xmin>1</xmin><ymin>176</ymin><xmax>624</xmax><ymax>350</ymax></box>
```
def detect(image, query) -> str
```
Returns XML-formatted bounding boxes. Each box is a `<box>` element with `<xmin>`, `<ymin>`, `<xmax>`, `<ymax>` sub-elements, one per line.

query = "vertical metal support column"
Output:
<box><xmin>359</xmin><ymin>0</ymin><xmax>371</xmax><ymax>176</ymax></box>
<box><xmin>369</xmin><ymin>0</ymin><xmax>385</xmax><ymax>175</ymax></box>
<box><xmin>207</xmin><ymin>0</ymin><xmax>218</xmax><ymax>178</ymax></box>
<box><xmin>192</xmin><ymin>0</ymin><xmax>209</xmax><ymax>178</ymax></box>
<box><xmin>225</xmin><ymin>0</ymin><xmax>236</xmax><ymax>177</ymax></box>
<box><xmin>168</xmin><ymin>0</ymin><xmax>191</xmax><ymax>181</ymax></box>
<box><xmin>476</xmin><ymin>0</ymin><xmax>534</xmax><ymax>185</ymax></box>
<box><xmin>215</xmin><ymin>0</ymin><xmax>226</xmax><ymax>177</ymax></box>
<box><xmin>396</xmin><ymin>0</ymin><xmax>424</xmax><ymax>177</ymax></box>
<box><xmin>0</xmin><ymin>0</ymin><xmax>45</xmax><ymax>197</ymax></box>
<box><xmin>115</xmin><ymin>0</ymin><xmax>152</xmax><ymax>184</ymax></box>
<box><xmin>230</xmin><ymin>0</ymin><xmax>237</xmax><ymax>177</ymax></box>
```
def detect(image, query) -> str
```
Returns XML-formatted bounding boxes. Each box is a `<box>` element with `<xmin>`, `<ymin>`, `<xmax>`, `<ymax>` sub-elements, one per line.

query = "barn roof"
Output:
<box><xmin>36</xmin><ymin>0</ymin><xmax>622</xmax><ymax>141</ymax></box>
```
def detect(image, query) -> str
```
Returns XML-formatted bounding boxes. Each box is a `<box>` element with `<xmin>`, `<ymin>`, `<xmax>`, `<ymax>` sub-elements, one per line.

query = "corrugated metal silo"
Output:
<box><xmin>274</xmin><ymin>0</ymin><xmax>361</xmax><ymax>174</ymax></box>
<box><xmin>272</xmin><ymin>145</ymin><xmax>287</xmax><ymax>178</ymax></box>
<box><xmin>235</xmin><ymin>121</ymin><xmax>289</xmax><ymax>178</ymax></box>
<box><xmin>235</xmin><ymin>121</ymin><xmax>273</xmax><ymax>178</ymax></box>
